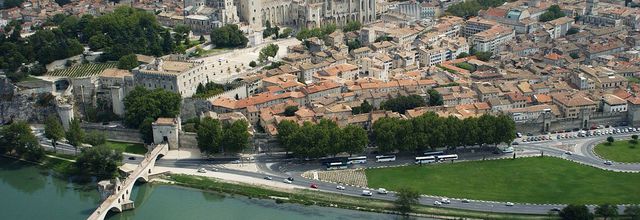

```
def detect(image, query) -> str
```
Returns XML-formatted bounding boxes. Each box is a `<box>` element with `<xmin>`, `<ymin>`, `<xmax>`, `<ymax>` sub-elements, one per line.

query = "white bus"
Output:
<box><xmin>436</xmin><ymin>154</ymin><xmax>458</xmax><ymax>161</ymax></box>
<box><xmin>415</xmin><ymin>156</ymin><xmax>436</xmax><ymax>164</ymax></box>
<box><xmin>348</xmin><ymin>156</ymin><xmax>367</xmax><ymax>164</ymax></box>
<box><xmin>375</xmin><ymin>155</ymin><xmax>396</xmax><ymax>162</ymax></box>
<box><xmin>423</xmin><ymin>151</ymin><xmax>444</xmax><ymax>156</ymax></box>
<box><xmin>326</xmin><ymin>162</ymin><xmax>348</xmax><ymax>170</ymax></box>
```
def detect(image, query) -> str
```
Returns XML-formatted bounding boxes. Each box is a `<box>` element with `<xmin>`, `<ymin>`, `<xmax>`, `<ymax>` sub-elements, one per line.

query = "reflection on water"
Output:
<box><xmin>0</xmin><ymin>157</ymin><xmax>430</xmax><ymax>220</ymax></box>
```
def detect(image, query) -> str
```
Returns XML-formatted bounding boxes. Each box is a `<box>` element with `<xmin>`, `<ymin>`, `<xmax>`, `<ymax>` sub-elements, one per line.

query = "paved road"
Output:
<box><xmin>31</xmin><ymin>125</ymin><xmax>637</xmax><ymax>215</ymax></box>
<box><xmin>517</xmin><ymin>130</ymin><xmax>640</xmax><ymax>172</ymax></box>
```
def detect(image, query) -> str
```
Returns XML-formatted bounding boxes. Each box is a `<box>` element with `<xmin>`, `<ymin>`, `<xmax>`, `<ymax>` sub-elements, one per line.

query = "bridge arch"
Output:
<box><xmin>88</xmin><ymin>144</ymin><xmax>168</xmax><ymax>220</ymax></box>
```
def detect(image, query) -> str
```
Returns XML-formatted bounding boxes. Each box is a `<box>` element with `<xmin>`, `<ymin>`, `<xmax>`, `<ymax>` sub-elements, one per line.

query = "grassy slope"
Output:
<box><xmin>366</xmin><ymin>157</ymin><xmax>640</xmax><ymax>204</ymax></box>
<box><xmin>595</xmin><ymin>140</ymin><xmax>640</xmax><ymax>163</ymax></box>
<box><xmin>104</xmin><ymin>141</ymin><xmax>147</xmax><ymax>155</ymax></box>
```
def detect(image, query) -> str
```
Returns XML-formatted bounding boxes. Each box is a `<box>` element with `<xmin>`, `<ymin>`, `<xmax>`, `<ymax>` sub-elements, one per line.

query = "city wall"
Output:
<box><xmin>516</xmin><ymin>111</ymin><xmax>629</xmax><ymax>135</ymax></box>
<box><xmin>81</xmin><ymin>125</ymin><xmax>144</xmax><ymax>143</ymax></box>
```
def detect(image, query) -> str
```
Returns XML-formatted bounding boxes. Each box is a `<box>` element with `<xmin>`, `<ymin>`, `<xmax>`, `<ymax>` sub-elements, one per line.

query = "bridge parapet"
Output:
<box><xmin>87</xmin><ymin>143</ymin><xmax>168</xmax><ymax>220</ymax></box>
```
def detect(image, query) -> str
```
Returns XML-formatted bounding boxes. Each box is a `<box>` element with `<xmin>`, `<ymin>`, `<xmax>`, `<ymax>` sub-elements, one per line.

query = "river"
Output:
<box><xmin>0</xmin><ymin>157</ymin><xmax>424</xmax><ymax>220</ymax></box>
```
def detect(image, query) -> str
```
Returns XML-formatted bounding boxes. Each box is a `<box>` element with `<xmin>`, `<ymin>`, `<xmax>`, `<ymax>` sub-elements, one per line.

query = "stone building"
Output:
<box><xmin>133</xmin><ymin>57</ymin><xmax>215</xmax><ymax>98</ymax></box>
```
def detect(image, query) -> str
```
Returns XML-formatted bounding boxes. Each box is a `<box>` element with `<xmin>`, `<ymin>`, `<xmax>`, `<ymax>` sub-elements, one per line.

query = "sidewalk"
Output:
<box><xmin>153</xmin><ymin>166</ymin><xmax>303</xmax><ymax>191</ymax></box>
<box><xmin>162</xmin><ymin>148</ymin><xmax>202</xmax><ymax>160</ymax></box>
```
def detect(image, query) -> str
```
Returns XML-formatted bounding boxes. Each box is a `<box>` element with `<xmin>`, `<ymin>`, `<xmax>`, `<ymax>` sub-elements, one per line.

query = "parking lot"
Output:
<box><xmin>518</xmin><ymin>126</ymin><xmax>640</xmax><ymax>143</ymax></box>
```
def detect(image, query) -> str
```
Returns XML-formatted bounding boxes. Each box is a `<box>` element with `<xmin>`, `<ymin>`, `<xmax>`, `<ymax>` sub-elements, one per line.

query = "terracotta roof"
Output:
<box><xmin>602</xmin><ymin>94</ymin><xmax>626</xmax><ymax>105</ymax></box>
<box><xmin>544</xmin><ymin>53</ymin><xmax>562</xmax><ymax>61</ymax></box>
<box><xmin>154</xmin><ymin>117</ymin><xmax>177</xmax><ymax>126</ymax></box>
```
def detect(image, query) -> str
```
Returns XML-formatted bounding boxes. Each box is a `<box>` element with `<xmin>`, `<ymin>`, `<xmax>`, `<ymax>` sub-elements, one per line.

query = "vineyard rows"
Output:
<box><xmin>46</xmin><ymin>62</ymin><xmax>118</xmax><ymax>78</ymax></box>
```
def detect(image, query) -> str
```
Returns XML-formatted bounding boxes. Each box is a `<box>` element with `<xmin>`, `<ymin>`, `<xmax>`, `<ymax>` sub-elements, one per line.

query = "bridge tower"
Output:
<box><xmin>152</xmin><ymin>118</ymin><xmax>180</xmax><ymax>150</ymax></box>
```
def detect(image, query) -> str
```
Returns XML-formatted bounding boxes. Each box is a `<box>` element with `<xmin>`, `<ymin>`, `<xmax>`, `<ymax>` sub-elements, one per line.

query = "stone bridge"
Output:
<box><xmin>86</xmin><ymin>143</ymin><xmax>168</xmax><ymax>220</ymax></box>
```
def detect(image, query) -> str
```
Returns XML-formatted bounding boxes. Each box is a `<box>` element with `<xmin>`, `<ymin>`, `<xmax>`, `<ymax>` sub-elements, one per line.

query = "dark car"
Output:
<box><xmin>128</xmin><ymin>157</ymin><xmax>136</xmax><ymax>160</ymax></box>
<box><xmin>287</xmin><ymin>177</ymin><xmax>294</xmax><ymax>182</ymax></box>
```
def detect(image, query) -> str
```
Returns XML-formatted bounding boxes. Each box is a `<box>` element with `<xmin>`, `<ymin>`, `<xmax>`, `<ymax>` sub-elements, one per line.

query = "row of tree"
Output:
<box><xmin>196</xmin><ymin>118</ymin><xmax>251</xmax><ymax>156</ymax></box>
<box><xmin>277</xmin><ymin>119</ymin><xmax>368</xmax><ymax>158</ymax></box>
<box><xmin>123</xmin><ymin>86</ymin><xmax>182</xmax><ymax>143</ymax></box>
<box><xmin>373</xmin><ymin>112</ymin><xmax>516</xmax><ymax>153</ymax></box>
<box><xmin>560</xmin><ymin>204</ymin><xmax>640</xmax><ymax>220</ymax></box>
<box><xmin>2</xmin><ymin>117</ymin><xmax>122</xmax><ymax>180</ymax></box>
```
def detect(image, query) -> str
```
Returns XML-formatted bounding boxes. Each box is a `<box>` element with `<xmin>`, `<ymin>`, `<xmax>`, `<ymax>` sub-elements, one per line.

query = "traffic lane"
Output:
<box><xmin>153</xmin><ymin>161</ymin><xmax>558</xmax><ymax>215</ymax></box>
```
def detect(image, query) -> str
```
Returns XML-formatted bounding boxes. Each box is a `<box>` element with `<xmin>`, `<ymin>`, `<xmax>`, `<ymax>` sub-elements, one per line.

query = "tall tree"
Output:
<box><xmin>0</xmin><ymin>121</ymin><xmax>44</xmax><ymax>161</ymax></box>
<box><xmin>117</xmin><ymin>54</ymin><xmax>138</xmax><ymax>70</ymax></box>
<box><xmin>196</xmin><ymin>117</ymin><xmax>223</xmax><ymax>156</ymax></box>
<box><xmin>65</xmin><ymin>118</ymin><xmax>85</xmax><ymax>154</ymax></box>
<box><xmin>123</xmin><ymin>86</ymin><xmax>181</xmax><ymax>129</ymax></box>
<box><xmin>625</xmin><ymin>205</ymin><xmax>640</xmax><ymax>220</ymax></box>
<box><xmin>427</xmin><ymin>89</ymin><xmax>443</xmax><ymax>106</ymax></box>
<box><xmin>560</xmin><ymin>204</ymin><xmax>594</xmax><ymax>220</ymax></box>
<box><xmin>283</xmin><ymin>106</ymin><xmax>298</xmax><ymax>116</ymax></box>
<box><xmin>85</xmin><ymin>131</ymin><xmax>107</xmax><ymax>146</ymax></box>
<box><xmin>372</xmin><ymin>117</ymin><xmax>400</xmax><ymax>153</ymax></box>
<box><xmin>340</xmin><ymin>125</ymin><xmax>368</xmax><ymax>156</ymax></box>
<box><xmin>221</xmin><ymin>120</ymin><xmax>250</xmax><ymax>153</ymax></box>
<box><xmin>76</xmin><ymin>145</ymin><xmax>122</xmax><ymax>179</ymax></box>
<box><xmin>595</xmin><ymin>204</ymin><xmax>618</xmax><ymax>220</ymax></box>
<box><xmin>343</xmin><ymin>21</ymin><xmax>362</xmax><ymax>32</ymax></box>
<box><xmin>44</xmin><ymin>116</ymin><xmax>65</xmax><ymax>152</ymax></box>
<box><xmin>258</xmin><ymin>43</ymin><xmax>279</xmax><ymax>62</ymax></box>
<box><xmin>139</xmin><ymin>117</ymin><xmax>155</xmax><ymax>144</ymax></box>
<box><xmin>209</xmin><ymin>24</ymin><xmax>248</xmax><ymax>48</ymax></box>
<box><xmin>394</xmin><ymin>187</ymin><xmax>420</xmax><ymax>215</ymax></box>
<box><xmin>276</xmin><ymin>120</ymin><xmax>299</xmax><ymax>153</ymax></box>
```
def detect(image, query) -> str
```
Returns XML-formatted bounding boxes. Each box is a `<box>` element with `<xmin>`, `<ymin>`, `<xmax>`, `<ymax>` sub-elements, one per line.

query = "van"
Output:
<box><xmin>377</xmin><ymin>188</ymin><xmax>388</xmax><ymax>194</ymax></box>
<box><xmin>362</xmin><ymin>190</ymin><xmax>372</xmax><ymax>196</ymax></box>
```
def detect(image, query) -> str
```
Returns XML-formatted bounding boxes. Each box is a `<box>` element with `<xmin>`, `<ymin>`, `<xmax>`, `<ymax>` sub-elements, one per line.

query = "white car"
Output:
<box><xmin>604</xmin><ymin>160</ymin><xmax>613</xmax><ymax>165</ymax></box>
<box><xmin>506</xmin><ymin>202</ymin><xmax>515</xmax><ymax>206</ymax></box>
<box><xmin>434</xmin><ymin>201</ymin><xmax>442</xmax><ymax>206</ymax></box>
<box><xmin>197</xmin><ymin>168</ymin><xmax>207</xmax><ymax>173</ymax></box>
<box><xmin>441</xmin><ymin>198</ymin><xmax>451</xmax><ymax>204</ymax></box>
<box><xmin>377</xmin><ymin>188</ymin><xmax>388</xmax><ymax>194</ymax></box>
<box><xmin>283</xmin><ymin>179</ymin><xmax>293</xmax><ymax>184</ymax></box>
<box><xmin>336</xmin><ymin>185</ymin><xmax>346</xmax><ymax>190</ymax></box>
<box><xmin>361</xmin><ymin>190</ymin><xmax>372</xmax><ymax>196</ymax></box>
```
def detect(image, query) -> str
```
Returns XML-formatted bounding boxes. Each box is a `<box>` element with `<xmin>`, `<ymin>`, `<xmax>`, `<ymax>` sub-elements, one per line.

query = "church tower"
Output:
<box><xmin>586</xmin><ymin>0</ymin><xmax>598</xmax><ymax>15</ymax></box>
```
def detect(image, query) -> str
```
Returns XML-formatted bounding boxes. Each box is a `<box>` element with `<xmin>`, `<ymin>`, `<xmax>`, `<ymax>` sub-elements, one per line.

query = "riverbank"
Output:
<box><xmin>160</xmin><ymin>173</ymin><xmax>552</xmax><ymax>220</ymax></box>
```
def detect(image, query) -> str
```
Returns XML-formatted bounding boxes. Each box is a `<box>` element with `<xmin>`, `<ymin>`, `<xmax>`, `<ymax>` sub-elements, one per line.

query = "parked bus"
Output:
<box><xmin>423</xmin><ymin>151</ymin><xmax>444</xmax><ymax>156</ymax></box>
<box><xmin>320</xmin><ymin>157</ymin><xmax>348</xmax><ymax>165</ymax></box>
<box><xmin>347</xmin><ymin>156</ymin><xmax>368</xmax><ymax>164</ymax></box>
<box><xmin>415</xmin><ymin>156</ymin><xmax>436</xmax><ymax>164</ymax></box>
<box><xmin>375</xmin><ymin>155</ymin><xmax>396</xmax><ymax>162</ymax></box>
<box><xmin>436</xmin><ymin>154</ymin><xmax>458</xmax><ymax>161</ymax></box>
<box><xmin>326</xmin><ymin>162</ymin><xmax>348</xmax><ymax>170</ymax></box>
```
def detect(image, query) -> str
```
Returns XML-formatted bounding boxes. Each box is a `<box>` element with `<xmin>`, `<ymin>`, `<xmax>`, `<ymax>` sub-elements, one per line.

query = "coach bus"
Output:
<box><xmin>436</xmin><ymin>154</ymin><xmax>458</xmax><ymax>161</ymax></box>
<box><xmin>375</xmin><ymin>155</ymin><xmax>396</xmax><ymax>162</ymax></box>
<box><xmin>415</xmin><ymin>156</ymin><xmax>436</xmax><ymax>164</ymax></box>
<box><xmin>423</xmin><ymin>151</ymin><xmax>444</xmax><ymax>156</ymax></box>
<box><xmin>326</xmin><ymin>162</ymin><xmax>348</xmax><ymax>170</ymax></box>
<box><xmin>347</xmin><ymin>156</ymin><xmax>368</xmax><ymax>164</ymax></box>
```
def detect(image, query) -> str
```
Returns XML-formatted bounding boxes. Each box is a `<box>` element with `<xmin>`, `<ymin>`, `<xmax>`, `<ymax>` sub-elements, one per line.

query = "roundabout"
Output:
<box><xmin>594</xmin><ymin>139</ymin><xmax>640</xmax><ymax>163</ymax></box>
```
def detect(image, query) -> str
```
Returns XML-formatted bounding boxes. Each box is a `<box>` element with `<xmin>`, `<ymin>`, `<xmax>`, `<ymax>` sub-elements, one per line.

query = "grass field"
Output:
<box><xmin>104</xmin><ymin>141</ymin><xmax>147</xmax><ymax>155</ymax></box>
<box><xmin>366</xmin><ymin>157</ymin><xmax>640</xmax><ymax>204</ymax></box>
<box><xmin>595</xmin><ymin>140</ymin><xmax>640</xmax><ymax>163</ymax></box>
<box><xmin>46</xmin><ymin>62</ymin><xmax>117</xmax><ymax>78</ymax></box>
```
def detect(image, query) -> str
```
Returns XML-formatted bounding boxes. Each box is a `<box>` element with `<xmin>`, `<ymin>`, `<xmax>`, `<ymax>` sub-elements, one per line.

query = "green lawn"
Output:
<box><xmin>595</xmin><ymin>140</ymin><xmax>640</xmax><ymax>163</ymax></box>
<box><xmin>104</xmin><ymin>141</ymin><xmax>147</xmax><ymax>155</ymax></box>
<box><xmin>365</xmin><ymin>157</ymin><xmax>640</xmax><ymax>204</ymax></box>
